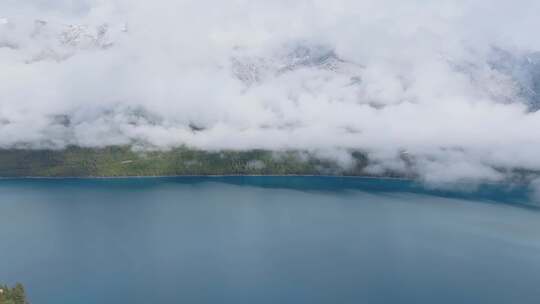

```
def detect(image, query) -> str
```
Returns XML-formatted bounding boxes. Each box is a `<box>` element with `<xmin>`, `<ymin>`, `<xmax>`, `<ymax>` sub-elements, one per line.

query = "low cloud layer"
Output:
<box><xmin>2</xmin><ymin>0</ymin><xmax>540</xmax><ymax>186</ymax></box>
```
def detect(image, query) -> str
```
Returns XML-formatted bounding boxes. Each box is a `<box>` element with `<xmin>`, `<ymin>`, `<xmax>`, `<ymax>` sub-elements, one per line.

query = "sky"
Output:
<box><xmin>1</xmin><ymin>0</ymin><xmax>540</xmax><ymax>188</ymax></box>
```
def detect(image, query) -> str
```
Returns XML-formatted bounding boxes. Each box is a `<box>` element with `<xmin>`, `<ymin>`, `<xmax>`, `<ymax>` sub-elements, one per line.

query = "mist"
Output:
<box><xmin>2</xmin><ymin>0</ymin><xmax>540</xmax><ymax>187</ymax></box>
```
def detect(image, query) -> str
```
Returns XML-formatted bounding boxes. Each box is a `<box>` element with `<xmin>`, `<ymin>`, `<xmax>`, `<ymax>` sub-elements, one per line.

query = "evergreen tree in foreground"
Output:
<box><xmin>0</xmin><ymin>283</ymin><xmax>29</xmax><ymax>304</ymax></box>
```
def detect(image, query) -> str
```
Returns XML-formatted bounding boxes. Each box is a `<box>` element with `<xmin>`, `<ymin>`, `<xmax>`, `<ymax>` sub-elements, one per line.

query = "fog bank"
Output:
<box><xmin>2</xmin><ymin>0</ymin><xmax>540</xmax><ymax>187</ymax></box>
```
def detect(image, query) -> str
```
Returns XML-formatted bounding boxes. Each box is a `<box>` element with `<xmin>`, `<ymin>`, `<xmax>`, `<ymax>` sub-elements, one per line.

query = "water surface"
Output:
<box><xmin>1</xmin><ymin>177</ymin><xmax>539</xmax><ymax>304</ymax></box>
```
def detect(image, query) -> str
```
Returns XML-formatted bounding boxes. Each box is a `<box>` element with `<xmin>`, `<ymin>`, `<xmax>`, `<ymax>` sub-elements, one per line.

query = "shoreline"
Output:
<box><xmin>0</xmin><ymin>174</ymin><xmax>530</xmax><ymax>188</ymax></box>
<box><xmin>0</xmin><ymin>174</ymin><xmax>413</xmax><ymax>181</ymax></box>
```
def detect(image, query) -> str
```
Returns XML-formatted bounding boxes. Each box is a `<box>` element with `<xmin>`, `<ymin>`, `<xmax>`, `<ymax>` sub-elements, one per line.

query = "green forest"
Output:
<box><xmin>0</xmin><ymin>146</ymin><xmax>403</xmax><ymax>178</ymax></box>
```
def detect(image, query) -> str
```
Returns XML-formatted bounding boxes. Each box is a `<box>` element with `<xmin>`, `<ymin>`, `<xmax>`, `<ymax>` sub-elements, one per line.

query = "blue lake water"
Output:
<box><xmin>1</xmin><ymin>176</ymin><xmax>540</xmax><ymax>304</ymax></box>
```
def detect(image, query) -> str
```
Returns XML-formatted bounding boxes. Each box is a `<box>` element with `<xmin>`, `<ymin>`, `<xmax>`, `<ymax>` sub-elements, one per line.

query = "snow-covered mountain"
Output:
<box><xmin>231</xmin><ymin>44</ymin><xmax>362</xmax><ymax>87</ymax></box>
<box><xmin>489</xmin><ymin>48</ymin><xmax>540</xmax><ymax>111</ymax></box>
<box><xmin>0</xmin><ymin>18</ymin><xmax>126</xmax><ymax>62</ymax></box>
<box><xmin>3</xmin><ymin>17</ymin><xmax>540</xmax><ymax>113</ymax></box>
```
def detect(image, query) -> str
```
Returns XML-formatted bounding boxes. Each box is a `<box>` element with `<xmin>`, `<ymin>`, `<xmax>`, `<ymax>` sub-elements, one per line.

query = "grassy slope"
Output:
<box><xmin>0</xmin><ymin>146</ymin><xmax>384</xmax><ymax>177</ymax></box>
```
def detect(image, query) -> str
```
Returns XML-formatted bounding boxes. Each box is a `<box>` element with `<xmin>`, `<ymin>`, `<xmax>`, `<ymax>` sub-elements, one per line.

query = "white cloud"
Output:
<box><xmin>1</xmin><ymin>0</ymin><xmax>540</xmax><ymax>184</ymax></box>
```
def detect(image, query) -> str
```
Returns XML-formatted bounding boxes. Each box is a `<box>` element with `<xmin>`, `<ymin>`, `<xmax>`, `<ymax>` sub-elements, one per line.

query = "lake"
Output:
<box><xmin>1</xmin><ymin>176</ymin><xmax>540</xmax><ymax>304</ymax></box>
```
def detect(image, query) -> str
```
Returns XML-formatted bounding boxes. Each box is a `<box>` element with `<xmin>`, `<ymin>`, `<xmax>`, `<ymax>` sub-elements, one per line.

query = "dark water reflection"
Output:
<box><xmin>1</xmin><ymin>177</ymin><xmax>539</xmax><ymax>304</ymax></box>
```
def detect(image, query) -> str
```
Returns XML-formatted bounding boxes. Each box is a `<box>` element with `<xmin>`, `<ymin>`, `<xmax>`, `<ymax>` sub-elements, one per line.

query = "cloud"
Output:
<box><xmin>1</xmin><ymin>0</ymin><xmax>540</xmax><ymax>186</ymax></box>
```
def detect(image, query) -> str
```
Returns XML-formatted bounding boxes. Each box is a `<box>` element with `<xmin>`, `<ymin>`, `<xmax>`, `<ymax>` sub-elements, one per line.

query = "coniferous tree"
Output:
<box><xmin>0</xmin><ymin>283</ymin><xmax>28</xmax><ymax>304</ymax></box>
<box><xmin>12</xmin><ymin>283</ymin><xmax>27</xmax><ymax>304</ymax></box>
